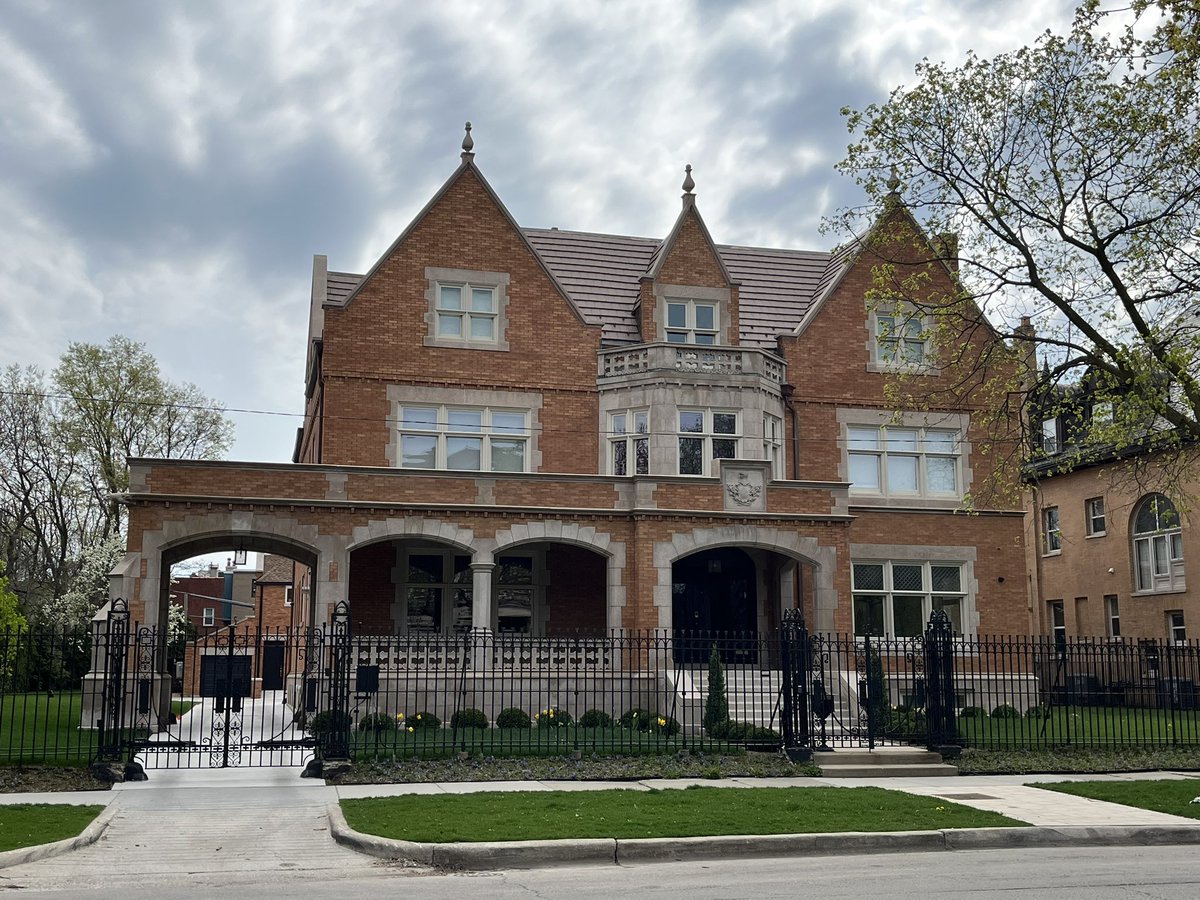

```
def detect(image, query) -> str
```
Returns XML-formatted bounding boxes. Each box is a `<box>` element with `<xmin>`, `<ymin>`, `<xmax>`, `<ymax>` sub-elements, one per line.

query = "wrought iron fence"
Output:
<box><xmin>5</xmin><ymin>603</ymin><xmax>1200</xmax><ymax>770</ymax></box>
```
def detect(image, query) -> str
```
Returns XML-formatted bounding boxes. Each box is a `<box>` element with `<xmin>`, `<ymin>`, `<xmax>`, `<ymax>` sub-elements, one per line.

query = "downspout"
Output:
<box><xmin>782</xmin><ymin>383</ymin><xmax>799</xmax><ymax>480</ymax></box>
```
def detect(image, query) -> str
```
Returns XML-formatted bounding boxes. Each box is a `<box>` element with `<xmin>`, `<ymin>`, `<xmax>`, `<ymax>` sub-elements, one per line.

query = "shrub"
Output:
<box><xmin>620</xmin><ymin>708</ymin><xmax>651</xmax><ymax>730</ymax></box>
<box><xmin>886</xmin><ymin>705</ymin><xmax>927</xmax><ymax>740</ymax></box>
<box><xmin>990</xmin><ymin>704</ymin><xmax>1021</xmax><ymax>719</ymax></box>
<box><xmin>408</xmin><ymin>711</ymin><xmax>441</xmax><ymax>729</ymax></box>
<box><xmin>648</xmin><ymin>713</ymin><xmax>681</xmax><ymax>737</ymax></box>
<box><xmin>450</xmin><ymin>708</ymin><xmax>489</xmax><ymax>729</ymax></box>
<box><xmin>357</xmin><ymin>712</ymin><xmax>397</xmax><ymax>733</ymax></box>
<box><xmin>535</xmin><ymin>707</ymin><xmax>572</xmax><ymax>727</ymax></box>
<box><xmin>958</xmin><ymin>705</ymin><xmax>987</xmax><ymax>719</ymax></box>
<box><xmin>306</xmin><ymin>710</ymin><xmax>352</xmax><ymax>738</ymax></box>
<box><xmin>1025</xmin><ymin>704</ymin><xmax>1051</xmax><ymax>720</ymax></box>
<box><xmin>703</xmin><ymin>645</ymin><xmax>729</xmax><ymax>733</ymax></box>
<box><xmin>496</xmin><ymin>707</ymin><xmax>532</xmax><ymax>729</ymax></box>
<box><xmin>579</xmin><ymin>709</ymin><xmax>612</xmax><ymax>728</ymax></box>
<box><xmin>711</xmin><ymin>720</ymin><xmax>780</xmax><ymax>747</ymax></box>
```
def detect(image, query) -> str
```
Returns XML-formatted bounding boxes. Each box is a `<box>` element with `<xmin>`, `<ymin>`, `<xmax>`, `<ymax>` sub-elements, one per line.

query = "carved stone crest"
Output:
<box><xmin>726</xmin><ymin>471</ymin><xmax>762</xmax><ymax>507</ymax></box>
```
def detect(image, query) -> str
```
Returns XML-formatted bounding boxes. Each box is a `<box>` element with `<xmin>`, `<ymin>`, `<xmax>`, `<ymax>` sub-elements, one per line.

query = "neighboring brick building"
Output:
<box><xmin>1028</xmin><ymin>387</ymin><xmax>1195</xmax><ymax>643</ymax></box>
<box><xmin>113</xmin><ymin>129</ymin><xmax>1029</xmax><ymax>647</ymax></box>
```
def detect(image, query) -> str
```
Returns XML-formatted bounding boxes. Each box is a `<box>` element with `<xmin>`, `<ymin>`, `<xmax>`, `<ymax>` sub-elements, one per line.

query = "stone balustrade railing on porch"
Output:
<box><xmin>351</xmin><ymin>634</ymin><xmax>620</xmax><ymax>672</ymax></box>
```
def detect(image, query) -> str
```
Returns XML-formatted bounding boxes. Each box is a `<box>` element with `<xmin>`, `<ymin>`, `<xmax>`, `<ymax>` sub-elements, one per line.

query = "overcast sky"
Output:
<box><xmin>0</xmin><ymin>0</ymin><xmax>1077</xmax><ymax>463</ymax></box>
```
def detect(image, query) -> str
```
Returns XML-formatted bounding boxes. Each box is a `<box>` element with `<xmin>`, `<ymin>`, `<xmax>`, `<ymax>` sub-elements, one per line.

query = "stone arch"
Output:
<box><xmin>120</xmin><ymin>509</ymin><xmax>337</xmax><ymax>631</ymax></box>
<box><xmin>652</xmin><ymin>523</ymin><xmax>838</xmax><ymax>632</ymax></box>
<box><xmin>347</xmin><ymin>516</ymin><xmax>476</xmax><ymax>555</ymax></box>
<box><xmin>489</xmin><ymin>520</ymin><xmax>625</xmax><ymax>633</ymax></box>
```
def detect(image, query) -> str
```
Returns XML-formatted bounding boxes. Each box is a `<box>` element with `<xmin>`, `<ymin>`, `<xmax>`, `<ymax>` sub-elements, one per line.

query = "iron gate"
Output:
<box><xmin>93</xmin><ymin>599</ymin><xmax>352</xmax><ymax>770</ymax></box>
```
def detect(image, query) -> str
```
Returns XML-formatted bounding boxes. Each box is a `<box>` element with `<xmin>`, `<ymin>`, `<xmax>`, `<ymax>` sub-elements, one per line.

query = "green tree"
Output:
<box><xmin>53</xmin><ymin>335</ymin><xmax>233</xmax><ymax>536</ymax></box>
<box><xmin>832</xmin><ymin>1</ymin><xmax>1200</xmax><ymax>494</ymax></box>
<box><xmin>0</xmin><ymin>563</ymin><xmax>27</xmax><ymax>678</ymax></box>
<box><xmin>704</xmin><ymin>644</ymin><xmax>730</xmax><ymax>733</ymax></box>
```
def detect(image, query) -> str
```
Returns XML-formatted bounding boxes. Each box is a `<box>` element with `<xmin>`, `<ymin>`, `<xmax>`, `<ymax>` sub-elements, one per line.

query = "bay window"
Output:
<box><xmin>609</xmin><ymin>409</ymin><xmax>649</xmax><ymax>475</ymax></box>
<box><xmin>678</xmin><ymin>409</ymin><xmax>739</xmax><ymax>476</ymax></box>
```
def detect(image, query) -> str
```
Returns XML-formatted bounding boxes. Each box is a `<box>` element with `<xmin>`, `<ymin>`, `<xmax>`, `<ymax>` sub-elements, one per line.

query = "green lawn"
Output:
<box><xmin>348</xmin><ymin>725</ymin><xmax>762</xmax><ymax>760</ymax></box>
<box><xmin>0</xmin><ymin>692</ymin><xmax>96</xmax><ymax>765</ymax></box>
<box><xmin>0</xmin><ymin>803</ymin><xmax>105</xmax><ymax>852</ymax></box>
<box><xmin>956</xmin><ymin>707</ymin><xmax>1200</xmax><ymax>749</ymax></box>
<box><xmin>1037</xmin><ymin>778</ymin><xmax>1200</xmax><ymax>820</ymax></box>
<box><xmin>340</xmin><ymin>786</ymin><xmax>1027</xmax><ymax>843</ymax></box>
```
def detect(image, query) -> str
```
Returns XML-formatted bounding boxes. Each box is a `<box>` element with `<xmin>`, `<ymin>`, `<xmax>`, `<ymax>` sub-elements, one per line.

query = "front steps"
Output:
<box><xmin>812</xmin><ymin>748</ymin><xmax>958</xmax><ymax>778</ymax></box>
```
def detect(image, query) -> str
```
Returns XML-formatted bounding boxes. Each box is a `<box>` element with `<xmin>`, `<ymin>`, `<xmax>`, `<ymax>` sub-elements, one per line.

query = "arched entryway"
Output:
<box><xmin>672</xmin><ymin>547</ymin><xmax>757</xmax><ymax>653</ymax></box>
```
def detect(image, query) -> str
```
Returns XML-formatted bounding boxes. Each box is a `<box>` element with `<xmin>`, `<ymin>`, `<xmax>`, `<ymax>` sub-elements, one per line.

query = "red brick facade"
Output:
<box><xmin>116</xmin><ymin>148</ymin><xmax>1029</xmax><ymax>643</ymax></box>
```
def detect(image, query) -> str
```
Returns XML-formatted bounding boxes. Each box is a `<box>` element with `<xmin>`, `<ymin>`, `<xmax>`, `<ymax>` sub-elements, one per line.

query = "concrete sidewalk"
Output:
<box><xmin>1</xmin><ymin>767</ymin><xmax>1199</xmax><ymax>884</ymax></box>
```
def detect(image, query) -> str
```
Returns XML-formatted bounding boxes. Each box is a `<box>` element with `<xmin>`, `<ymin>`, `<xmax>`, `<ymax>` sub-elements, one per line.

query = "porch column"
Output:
<box><xmin>470</xmin><ymin>562</ymin><xmax>495</xmax><ymax>631</ymax></box>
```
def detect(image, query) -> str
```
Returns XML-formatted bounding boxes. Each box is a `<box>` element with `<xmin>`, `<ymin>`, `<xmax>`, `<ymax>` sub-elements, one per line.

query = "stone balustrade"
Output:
<box><xmin>598</xmin><ymin>343</ymin><xmax>786</xmax><ymax>385</ymax></box>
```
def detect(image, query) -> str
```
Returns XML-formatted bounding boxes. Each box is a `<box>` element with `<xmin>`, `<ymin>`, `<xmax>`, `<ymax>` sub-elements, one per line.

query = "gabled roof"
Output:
<box><xmin>645</xmin><ymin>200</ymin><xmax>737</xmax><ymax>286</ymax></box>
<box><xmin>322</xmin><ymin>227</ymin><xmax>838</xmax><ymax>348</ymax></box>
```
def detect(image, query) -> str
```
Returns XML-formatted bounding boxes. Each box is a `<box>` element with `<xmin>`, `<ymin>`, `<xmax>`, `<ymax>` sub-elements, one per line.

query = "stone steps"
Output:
<box><xmin>813</xmin><ymin>748</ymin><xmax>958</xmax><ymax>778</ymax></box>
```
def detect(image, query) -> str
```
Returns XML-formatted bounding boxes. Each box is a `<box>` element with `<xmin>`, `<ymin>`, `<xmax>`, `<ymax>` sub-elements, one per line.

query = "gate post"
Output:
<box><xmin>90</xmin><ymin>599</ymin><xmax>145</xmax><ymax>782</ymax></box>
<box><xmin>779</xmin><ymin>607</ymin><xmax>812</xmax><ymax>761</ymax></box>
<box><xmin>924</xmin><ymin>609</ymin><xmax>960</xmax><ymax>754</ymax></box>
<box><xmin>322</xmin><ymin>601</ymin><xmax>352</xmax><ymax>766</ymax></box>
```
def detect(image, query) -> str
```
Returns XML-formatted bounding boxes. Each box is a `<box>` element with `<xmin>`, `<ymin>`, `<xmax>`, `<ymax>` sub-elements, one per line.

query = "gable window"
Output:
<box><xmin>874</xmin><ymin>311</ymin><xmax>927</xmax><ymax>365</ymax></box>
<box><xmin>678</xmin><ymin>409</ymin><xmax>739</xmax><ymax>476</ymax></box>
<box><xmin>666</xmin><ymin>300</ymin><xmax>718</xmax><ymax>344</ymax></box>
<box><xmin>609</xmin><ymin>409</ymin><xmax>649</xmax><ymax>475</ymax></box>
<box><xmin>1042</xmin><ymin>506</ymin><xmax>1062</xmax><ymax>554</ymax></box>
<box><xmin>202</xmin><ymin>607</ymin><xmax>215</xmax><ymax>627</ymax></box>
<box><xmin>1041</xmin><ymin>418</ymin><xmax>1059</xmax><ymax>454</ymax></box>
<box><xmin>398</xmin><ymin>405</ymin><xmax>529</xmax><ymax>473</ymax></box>
<box><xmin>1133</xmin><ymin>494</ymin><xmax>1184</xmax><ymax>593</ymax></box>
<box><xmin>763</xmin><ymin>413</ymin><xmax>783</xmax><ymax>480</ymax></box>
<box><xmin>1085</xmin><ymin>497</ymin><xmax>1106</xmax><ymax>536</ymax></box>
<box><xmin>852</xmin><ymin>560</ymin><xmax>967</xmax><ymax>638</ymax></box>
<box><xmin>436</xmin><ymin>283</ymin><xmax>497</xmax><ymax>342</ymax></box>
<box><xmin>1105</xmin><ymin>595</ymin><xmax>1120</xmax><ymax>638</ymax></box>
<box><xmin>847</xmin><ymin>424</ymin><xmax>960</xmax><ymax>498</ymax></box>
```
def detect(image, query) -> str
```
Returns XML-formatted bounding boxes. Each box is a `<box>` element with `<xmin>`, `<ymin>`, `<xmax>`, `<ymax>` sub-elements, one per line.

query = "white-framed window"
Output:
<box><xmin>1168</xmin><ymin>610</ymin><xmax>1187</xmax><ymax>644</ymax></box>
<box><xmin>1043</xmin><ymin>506</ymin><xmax>1062</xmax><ymax>554</ymax></box>
<box><xmin>847</xmin><ymin>424</ymin><xmax>960</xmax><ymax>498</ymax></box>
<box><xmin>678</xmin><ymin>409</ymin><xmax>739</xmax><ymax>476</ymax></box>
<box><xmin>851</xmin><ymin>560</ymin><xmax>968</xmax><ymax>637</ymax></box>
<box><xmin>284</xmin><ymin>586</ymin><xmax>293</xmax><ymax>607</ymax></box>
<box><xmin>1133</xmin><ymin>494</ymin><xmax>1184</xmax><ymax>593</ymax></box>
<box><xmin>202</xmin><ymin>607</ymin><xmax>215</xmax><ymax>627</ymax></box>
<box><xmin>665</xmin><ymin>299</ymin><xmax>718</xmax><ymax>344</ymax></box>
<box><xmin>1041</xmin><ymin>417</ymin><xmax>1059</xmax><ymax>454</ymax></box>
<box><xmin>435</xmin><ymin>282</ymin><xmax>498</xmax><ymax>343</ymax></box>
<box><xmin>874</xmin><ymin>310</ymin><xmax>927</xmax><ymax>365</ymax></box>
<box><xmin>763</xmin><ymin>413</ymin><xmax>784</xmax><ymax>480</ymax></box>
<box><xmin>609</xmin><ymin>409</ymin><xmax>649</xmax><ymax>476</ymax></box>
<box><xmin>1105</xmin><ymin>594</ymin><xmax>1121</xmax><ymax>638</ymax></box>
<box><xmin>1085</xmin><ymin>497</ymin><xmax>1106</xmax><ymax>536</ymax></box>
<box><xmin>398</xmin><ymin>405</ymin><xmax>529</xmax><ymax>473</ymax></box>
<box><xmin>1048</xmin><ymin>600</ymin><xmax>1065</xmax><ymax>645</ymax></box>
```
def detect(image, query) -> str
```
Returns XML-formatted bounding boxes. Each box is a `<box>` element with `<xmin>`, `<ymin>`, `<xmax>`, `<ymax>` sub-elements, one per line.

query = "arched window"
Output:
<box><xmin>1132</xmin><ymin>494</ymin><xmax>1185</xmax><ymax>593</ymax></box>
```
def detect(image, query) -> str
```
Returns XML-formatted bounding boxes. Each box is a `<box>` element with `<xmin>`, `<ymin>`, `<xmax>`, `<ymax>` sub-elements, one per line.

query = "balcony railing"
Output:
<box><xmin>598</xmin><ymin>343</ymin><xmax>786</xmax><ymax>384</ymax></box>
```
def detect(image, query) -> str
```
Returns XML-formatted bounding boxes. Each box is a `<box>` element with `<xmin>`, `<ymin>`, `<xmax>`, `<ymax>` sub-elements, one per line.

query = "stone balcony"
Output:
<box><xmin>597</xmin><ymin>342</ymin><xmax>786</xmax><ymax>389</ymax></box>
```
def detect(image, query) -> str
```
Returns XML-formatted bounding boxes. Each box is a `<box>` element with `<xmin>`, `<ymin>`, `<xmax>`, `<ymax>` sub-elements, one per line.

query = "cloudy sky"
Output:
<box><xmin>1</xmin><ymin>0</ymin><xmax>1077</xmax><ymax>463</ymax></box>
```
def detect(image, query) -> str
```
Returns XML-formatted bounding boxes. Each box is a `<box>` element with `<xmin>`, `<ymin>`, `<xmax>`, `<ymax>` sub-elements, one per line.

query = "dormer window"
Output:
<box><xmin>1041</xmin><ymin>417</ymin><xmax>1059</xmax><ymax>454</ymax></box>
<box><xmin>666</xmin><ymin>300</ymin><xmax>718</xmax><ymax>345</ymax></box>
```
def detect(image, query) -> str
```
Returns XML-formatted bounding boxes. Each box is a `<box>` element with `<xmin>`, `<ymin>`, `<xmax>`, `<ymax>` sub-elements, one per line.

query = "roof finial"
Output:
<box><xmin>886</xmin><ymin>164</ymin><xmax>900</xmax><ymax>194</ymax></box>
<box><xmin>682</xmin><ymin>164</ymin><xmax>695</xmax><ymax>194</ymax></box>
<box><xmin>461</xmin><ymin>121</ymin><xmax>474</xmax><ymax>159</ymax></box>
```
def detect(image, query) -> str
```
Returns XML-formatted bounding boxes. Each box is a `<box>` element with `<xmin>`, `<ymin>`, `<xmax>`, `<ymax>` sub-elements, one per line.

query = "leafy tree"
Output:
<box><xmin>36</xmin><ymin>534</ymin><xmax>125</xmax><ymax>633</ymax></box>
<box><xmin>832</xmin><ymin>1</ymin><xmax>1200</xmax><ymax>494</ymax></box>
<box><xmin>53</xmin><ymin>335</ymin><xmax>233</xmax><ymax>536</ymax></box>
<box><xmin>0</xmin><ymin>563</ymin><xmax>28</xmax><ymax>679</ymax></box>
<box><xmin>703</xmin><ymin>644</ymin><xmax>730</xmax><ymax>733</ymax></box>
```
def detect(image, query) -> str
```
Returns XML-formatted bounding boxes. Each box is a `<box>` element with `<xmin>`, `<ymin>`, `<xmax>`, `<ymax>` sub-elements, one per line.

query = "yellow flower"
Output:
<box><xmin>657</xmin><ymin>717</ymin><xmax>666</xmax><ymax>727</ymax></box>
<box><xmin>407</xmin><ymin>726</ymin><xmax>414</xmax><ymax>733</ymax></box>
<box><xmin>416</xmin><ymin>713</ymin><xmax>422</xmax><ymax>720</ymax></box>
<box><xmin>549</xmin><ymin>710</ymin><xmax>555</xmax><ymax>718</ymax></box>
<box><xmin>395</xmin><ymin>713</ymin><xmax>405</xmax><ymax>721</ymax></box>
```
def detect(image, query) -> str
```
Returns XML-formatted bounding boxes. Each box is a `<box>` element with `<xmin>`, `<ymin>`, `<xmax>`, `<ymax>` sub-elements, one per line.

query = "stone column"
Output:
<box><xmin>470</xmin><ymin>563</ymin><xmax>495</xmax><ymax>632</ymax></box>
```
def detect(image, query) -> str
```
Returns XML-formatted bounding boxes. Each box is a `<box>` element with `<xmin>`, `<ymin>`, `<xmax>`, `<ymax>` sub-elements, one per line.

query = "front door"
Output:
<box><xmin>672</xmin><ymin>548</ymin><xmax>758</xmax><ymax>664</ymax></box>
<box><xmin>261</xmin><ymin>640</ymin><xmax>285</xmax><ymax>691</ymax></box>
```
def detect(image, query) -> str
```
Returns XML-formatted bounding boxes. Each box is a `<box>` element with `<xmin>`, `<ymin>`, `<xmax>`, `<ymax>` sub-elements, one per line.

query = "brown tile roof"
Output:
<box><xmin>323</xmin><ymin>230</ymin><xmax>839</xmax><ymax>347</ymax></box>
<box><xmin>257</xmin><ymin>554</ymin><xmax>295</xmax><ymax>584</ymax></box>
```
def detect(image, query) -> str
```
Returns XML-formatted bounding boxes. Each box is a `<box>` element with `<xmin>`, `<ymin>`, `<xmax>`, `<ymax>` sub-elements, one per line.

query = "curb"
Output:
<box><xmin>327</xmin><ymin>803</ymin><xmax>1200</xmax><ymax>871</ymax></box>
<box><xmin>0</xmin><ymin>800</ymin><xmax>120</xmax><ymax>870</ymax></box>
